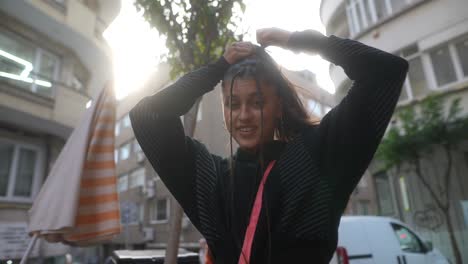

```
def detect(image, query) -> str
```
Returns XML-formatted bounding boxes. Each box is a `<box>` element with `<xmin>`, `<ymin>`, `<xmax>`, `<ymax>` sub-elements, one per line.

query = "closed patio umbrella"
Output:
<box><xmin>21</xmin><ymin>82</ymin><xmax>121</xmax><ymax>263</ymax></box>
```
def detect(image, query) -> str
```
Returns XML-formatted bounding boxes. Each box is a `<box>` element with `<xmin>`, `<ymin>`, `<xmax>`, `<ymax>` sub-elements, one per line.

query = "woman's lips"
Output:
<box><xmin>237</xmin><ymin>126</ymin><xmax>257</xmax><ymax>136</ymax></box>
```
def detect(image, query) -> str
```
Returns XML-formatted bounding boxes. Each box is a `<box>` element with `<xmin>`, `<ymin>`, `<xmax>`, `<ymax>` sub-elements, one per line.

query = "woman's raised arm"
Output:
<box><xmin>288</xmin><ymin>30</ymin><xmax>409</xmax><ymax>200</ymax></box>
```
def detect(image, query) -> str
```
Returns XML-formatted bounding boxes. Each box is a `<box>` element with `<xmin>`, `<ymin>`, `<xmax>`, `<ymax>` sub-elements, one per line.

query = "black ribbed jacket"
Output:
<box><xmin>130</xmin><ymin>31</ymin><xmax>409</xmax><ymax>264</ymax></box>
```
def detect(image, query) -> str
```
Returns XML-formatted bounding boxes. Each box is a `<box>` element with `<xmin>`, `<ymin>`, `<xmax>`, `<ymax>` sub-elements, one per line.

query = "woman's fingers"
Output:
<box><xmin>256</xmin><ymin>28</ymin><xmax>291</xmax><ymax>48</ymax></box>
<box><xmin>223</xmin><ymin>41</ymin><xmax>255</xmax><ymax>64</ymax></box>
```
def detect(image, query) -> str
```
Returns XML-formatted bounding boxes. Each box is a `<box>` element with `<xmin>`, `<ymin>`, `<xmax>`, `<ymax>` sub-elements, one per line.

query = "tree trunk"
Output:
<box><xmin>444</xmin><ymin>209</ymin><xmax>463</xmax><ymax>264</ymax></box>
<box><xmin>164</xmin><ymin>199</ymin><xmax>184</xmax><ymax>264</ymax></box>
<box><xmin>414</xmin><ymin>154</ymin><xmax>463</xmax><ymax>264</ymax></box>
<box><xmin>164</xmin><ymin>98</ymin><xmax>202</xmax><ymax>264</ymax></box>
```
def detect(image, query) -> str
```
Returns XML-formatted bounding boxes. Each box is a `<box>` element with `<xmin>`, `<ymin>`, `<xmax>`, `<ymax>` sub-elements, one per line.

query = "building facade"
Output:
<box><xmin>0</xmin><ymin>0</ymin><xmax>120</xmax><ymax>262</ymax></box>
<box><xmin>320</xmin><ymin>0</ymin><xmax>468</xmax><ymax>262</ymax></box>
<box><xmin>112</xmin><ymin>63</ymin><xmax>334</xmax><ymax>252</ymax></box>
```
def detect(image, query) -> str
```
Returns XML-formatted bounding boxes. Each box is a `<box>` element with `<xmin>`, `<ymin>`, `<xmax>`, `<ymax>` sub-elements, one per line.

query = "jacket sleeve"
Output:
<box><xmin>289</xmin><ymin>31</ymin><xmax>409</xmax><ymax>199</ymax></box>
<box><xmin>129</xmin><ymin>57</ymin><xmax>230</xmax><ymax>223</ymax></box>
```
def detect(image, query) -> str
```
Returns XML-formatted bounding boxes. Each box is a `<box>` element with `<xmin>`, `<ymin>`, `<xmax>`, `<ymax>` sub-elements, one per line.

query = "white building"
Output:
<box><xmin>0</xmin><ymin>0</ymin><xmax>120</xmax><ymax>262</ymax></box>
<box><xmin>321</xmin><ymin>0</ymin><xmax>468</xmax><ymax>262</ymax></box>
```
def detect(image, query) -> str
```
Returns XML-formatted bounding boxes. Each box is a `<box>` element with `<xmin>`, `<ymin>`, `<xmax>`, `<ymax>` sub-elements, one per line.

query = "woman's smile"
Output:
<box><xmin>237</xmin><ymin>126</ymin><xmax>257</xmax><ymax>136</ymax></box>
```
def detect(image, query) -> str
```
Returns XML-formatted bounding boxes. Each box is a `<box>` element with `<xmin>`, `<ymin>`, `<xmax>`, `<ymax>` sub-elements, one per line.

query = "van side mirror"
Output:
<box><xmin>424</xmin><ymin>240</ymin><xmax>433</xmax><ymax>252</ymax></box>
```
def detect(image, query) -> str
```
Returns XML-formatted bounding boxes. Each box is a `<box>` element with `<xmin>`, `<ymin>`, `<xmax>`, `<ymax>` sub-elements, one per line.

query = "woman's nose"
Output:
<box><xmin>238</xmin><ymin>105</ymin><xmax>253</xmax><ymax>121</ymax></box>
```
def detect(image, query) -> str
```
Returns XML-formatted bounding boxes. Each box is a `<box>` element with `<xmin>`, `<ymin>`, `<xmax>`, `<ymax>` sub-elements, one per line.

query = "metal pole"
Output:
<box><xmin>20</xmin><ymin>233</ymin><xmax>39</xmax><ymax>264</ymax></box>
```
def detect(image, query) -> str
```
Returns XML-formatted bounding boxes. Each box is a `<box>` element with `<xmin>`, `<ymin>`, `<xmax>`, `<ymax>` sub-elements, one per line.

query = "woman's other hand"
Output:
<box><xmin>223</xmin><ymin>41</ymin><xmax>255</xmax><ymax>64</ymax></box>
<box><xmin>256</xmin><ymin>28</ymin><xmax>292</xmax><ymax>48</ymax></box>
<box><xmin>257</xmin><ymin>28</ymin><xmax>326</xmax><ymax>53</ymax></box>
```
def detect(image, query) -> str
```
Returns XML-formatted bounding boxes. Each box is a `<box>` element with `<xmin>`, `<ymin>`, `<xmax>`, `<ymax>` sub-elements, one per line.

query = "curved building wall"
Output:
<box><xmin>321</xmin><ymin>0</ymin><xmax>468</xmax><ymax>262</ymax></box>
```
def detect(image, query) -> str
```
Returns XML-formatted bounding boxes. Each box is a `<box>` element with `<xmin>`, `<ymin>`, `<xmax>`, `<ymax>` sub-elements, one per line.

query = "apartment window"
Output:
<box><xmin>129</xmin><ymin>167</ymin><xmax>145</xmax><ymax>189</ymax></box>
<box><xmin>0</xmin><ymin>30</ymin><xmax>60</xmax><ymax>98</ymax></box>
<box><xmin>397</xmin><ymin>35</ymin><xmax>468</xmax><ymax>103</ymax></box>
<box><xmin>114</xmin><ymin>149</ymin><xmax>119</xmax><ymax>163</ymax></box>
<box><xmin>373</xmin><ymin>0</ymin><xmax>389</xmax><ymax>20</ymax></box>
<box><xmin>119</xmin><ymin>142</ymin><xmax>131</xmax><ymax>161</ymax></box>
<box><xmin>398</xmin><ymin>45</ymin><xmax>429</xmax><ymax>102</ymax></box>
<box><xmin>391</xmin><ymin>0</ymin><xmax>408</xmax><ymax>13</ymax></box>
<box><xmin>406</xmin><ymin>57</ymin><xmax>427</xmax><ymax>97</ymax></box>
<box><xmin>117</xmin><ymin>174</ymin><xmax>128</xmax><ymax>192</ymax></box>
<box><xmin>430</xmin><ymin>45</ymin><xmax>457</xmax><ymax>86</ymax></box>
<box><xmin>346</xmin><ymin>0</ymin><xmax>422</xmax><ymax>37</ymax></box>
<box><xmin>374</xmin><ymin>171</ymin><xmax>395</xmax><ymax>216</ymax></box>
<box><xmin>0</xmin><ymin>140</ymin><xmax>43</xmax><ymax>201</ymax></box>
<box><xmin>150</xmin><ymin>198</ymin><xmax>170</xmax><ymax>223</ymax></box>
<box><xmin>455</xmin><ymin>37</ymin><xmax>468</xmax><ymax>77</ymax></box>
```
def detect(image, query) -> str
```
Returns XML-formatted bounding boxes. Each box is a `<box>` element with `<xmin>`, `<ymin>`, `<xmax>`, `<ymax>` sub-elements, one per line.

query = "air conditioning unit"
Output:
<box><xmin>136</xmin><ymin>152</ymin><xmax>145</xmax><ymax>163</ymax></box>
<box><xmin>143</xmin><ymin>227</ymin><xmax>154</xmax><ymax>241</ymax></box>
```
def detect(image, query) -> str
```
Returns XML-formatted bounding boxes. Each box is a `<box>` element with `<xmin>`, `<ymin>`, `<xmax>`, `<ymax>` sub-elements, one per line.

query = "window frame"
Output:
<box><xmin>0</xmin><ymin>138</ymin><xmax>45</xmax><ymax>203</ymax></box>
<box><xmin>427</xmin><ymin>40</ymin><xmax>468</xmax><ymax>91</ymax></box>
<box><xmin>117</xmin><ymin>173</ymin><xmax>129</xmax><ymax>193</ymax></box>
<box><xmin>150</xmin><ymin>197</ymin><xmax>170</xmax><ymax>224</ymax></box>
<box><xmin>346</xmin><ymin>0</ymin><xmax>425</xmax><ymax>37</ymax></box>
<box><xmin>454</xmin><ymin>35</ymin><xmax>468</xmax><ymax>77</ymax></box>
<box><xmin>391</xmin><ymin>223</ymin><xmax>427</xmax><ymax>254</ymax></box>
<box><xmin>118</xmin><ymin>141</ymin><xmax>132</xmax><ymax>161</ymax></box>
<box><xmin>397</xmin><ymin>33</ymin><xmax>468</xmax><ymax>105</ymax></box>
<box><xmin>129</xmin><ymin>167</ymin><xmax>146</xmax><ymax>189</ymax></box>
<box><xmin>0</xmin><ymin>29</ymin><xmax>61</xmax><ymax>98</ymax></box>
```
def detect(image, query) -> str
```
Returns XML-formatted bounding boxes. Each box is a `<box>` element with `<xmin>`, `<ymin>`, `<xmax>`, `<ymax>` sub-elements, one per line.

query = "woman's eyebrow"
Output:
<box><xmin>248</xmin><ymin>92</ymin><xmax>263</xmax><ymax>99</ymax></box>
<box><xmin>224</xmin><ymin>95</ymin><xmax>240</xmax><ymax>103</ymax></box>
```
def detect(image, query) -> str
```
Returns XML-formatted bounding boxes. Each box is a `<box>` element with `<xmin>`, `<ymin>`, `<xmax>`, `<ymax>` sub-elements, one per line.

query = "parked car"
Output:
<box><xmin>329</xmin><ymin>216</ymin><xmax>450</xmax><ymax>264</ymax></box>
<box><xmin>106</xmin><ymin>248</ymin><xmax>199</xmax><ymax>264</ymax></box>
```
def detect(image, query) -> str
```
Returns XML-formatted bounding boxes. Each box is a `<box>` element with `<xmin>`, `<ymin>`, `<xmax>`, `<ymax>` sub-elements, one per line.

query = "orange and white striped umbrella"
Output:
<box><xmin>23</xmin><ymin>81</ymin><xmax>121</xmax><ymax>260</ymax></box>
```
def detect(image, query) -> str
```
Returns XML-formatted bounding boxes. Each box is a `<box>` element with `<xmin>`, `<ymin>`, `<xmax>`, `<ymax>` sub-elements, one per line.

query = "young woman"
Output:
<box><xmin>130</xmin><ymin>28</ymin><xmax>408</xmax><ymax>264</ymax></box>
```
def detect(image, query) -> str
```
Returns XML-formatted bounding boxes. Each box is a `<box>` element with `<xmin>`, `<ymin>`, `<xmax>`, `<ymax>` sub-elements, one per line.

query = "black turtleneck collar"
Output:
<box><xmin>234</xmin><ymin>140</ymin><xmax>286</xmax><ymax>163</ymax></box>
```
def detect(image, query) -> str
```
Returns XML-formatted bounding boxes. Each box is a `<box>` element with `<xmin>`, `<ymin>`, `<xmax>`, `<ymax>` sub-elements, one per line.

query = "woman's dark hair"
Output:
<box><xmin>222</xmin><ymin>47</ymin><xmax>317</xmax><ymax>142</ymax></box>
<box><xmin>220</xmin><ymin>46</ymin><xmax>318</xmax><ymax>264</ymax></box>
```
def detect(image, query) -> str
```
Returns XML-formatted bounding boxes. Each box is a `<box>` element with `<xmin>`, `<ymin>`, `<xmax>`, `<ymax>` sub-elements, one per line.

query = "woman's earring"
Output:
<box><xmin>279</xmin><ymin>115</ymin><xmax>285</xmax><ymax>137</ymax></box>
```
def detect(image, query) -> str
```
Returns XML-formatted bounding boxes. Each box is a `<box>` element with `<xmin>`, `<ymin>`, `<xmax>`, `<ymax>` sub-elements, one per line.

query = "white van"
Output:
<box><xmin>330</xmin><ymin>216</ymin><xmax>450</xmax><ymax>264</ymax></box>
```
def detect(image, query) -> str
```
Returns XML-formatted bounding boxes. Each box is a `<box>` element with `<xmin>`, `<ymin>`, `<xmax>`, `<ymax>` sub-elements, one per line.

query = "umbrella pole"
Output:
<box><xmin>20</xmin><ymin>233</ymin><xmax>39</xmax><ymax>264</ymax></box>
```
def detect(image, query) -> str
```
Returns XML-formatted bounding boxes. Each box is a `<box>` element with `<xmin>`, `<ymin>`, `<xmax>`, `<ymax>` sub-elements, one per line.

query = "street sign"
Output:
<box><xmin>0</xmin><ymin>222</ymin><xmax>39</xmax><ymax>260</ymax></box>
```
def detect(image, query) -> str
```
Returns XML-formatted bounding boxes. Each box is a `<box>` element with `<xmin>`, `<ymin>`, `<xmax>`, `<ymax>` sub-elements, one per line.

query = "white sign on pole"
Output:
<box><xmin>0</xmin><ymin>222</ymin><xmax>39</xmax><ymax>260</ymax></box>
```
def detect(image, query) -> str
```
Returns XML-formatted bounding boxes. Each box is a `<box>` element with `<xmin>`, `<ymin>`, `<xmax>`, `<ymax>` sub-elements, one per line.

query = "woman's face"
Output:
<box><xmin>222</xmin><ymin>79</ymin><xmax>282</xmax><ymax>153</ymax></box>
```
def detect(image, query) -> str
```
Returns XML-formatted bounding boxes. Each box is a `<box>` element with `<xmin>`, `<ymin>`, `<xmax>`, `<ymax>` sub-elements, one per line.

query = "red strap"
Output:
<box><xmin>238</xmin><ymin>160</ymin><xmax>276</xmax><ymax>264</ymax></box>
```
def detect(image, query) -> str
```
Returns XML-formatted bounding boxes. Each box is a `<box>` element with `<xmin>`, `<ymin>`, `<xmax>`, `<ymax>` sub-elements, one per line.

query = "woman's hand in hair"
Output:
<box><xmin>223</xmin><ymin>41</ymin><xmax>255</xmax><ymax>64</ymax></box>
<box><xmin>256</xmin><ymin>28</ymin><xmax>292</xmax><ymax>48</ymax></box>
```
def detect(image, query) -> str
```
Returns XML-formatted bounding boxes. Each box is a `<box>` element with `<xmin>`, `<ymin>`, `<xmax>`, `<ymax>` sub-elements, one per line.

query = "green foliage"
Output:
<box><xmin>135</xmin><ymin>0</ymin><xmax>246</xmax><ymax>78</ymax></box>
<box><xmin>377</xmin><ymin>95</ymin><xmax>468</xmax><ymax>170</ymax></box>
